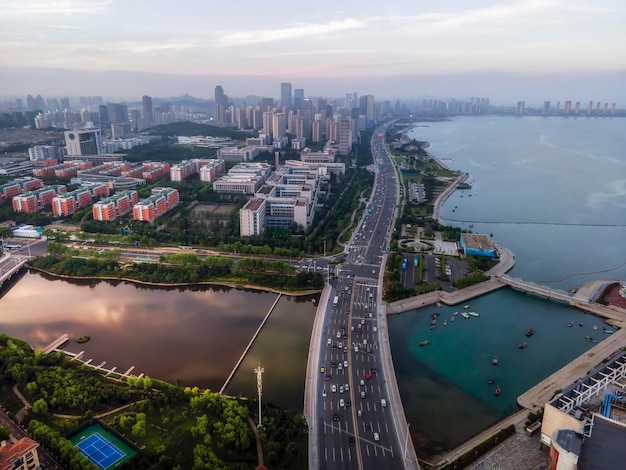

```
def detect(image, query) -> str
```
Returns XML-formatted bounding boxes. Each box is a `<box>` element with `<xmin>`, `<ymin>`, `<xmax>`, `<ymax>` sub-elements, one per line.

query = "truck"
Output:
<box><xmin>333</xmin><ymin>295</ymin><xmax>339</xmax><ymax>307</ymax></box>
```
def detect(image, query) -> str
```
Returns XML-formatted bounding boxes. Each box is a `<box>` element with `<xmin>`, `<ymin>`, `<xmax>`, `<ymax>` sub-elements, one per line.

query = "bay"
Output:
<box><xmin>389</xmin><ymin>116</ymin><xmax>626</xmax><ymax>453</ymax></box>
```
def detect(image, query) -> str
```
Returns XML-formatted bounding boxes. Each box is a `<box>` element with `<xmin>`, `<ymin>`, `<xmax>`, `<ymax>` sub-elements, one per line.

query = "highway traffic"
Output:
<box><xmin>313</xmin><ymin>124</ymin><xmax>415</xmax><ymax>469</ymax></box>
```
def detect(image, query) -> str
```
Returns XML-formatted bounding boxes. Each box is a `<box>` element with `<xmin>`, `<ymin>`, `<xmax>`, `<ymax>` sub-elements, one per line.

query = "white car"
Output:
<box><xmin>322</xmin><ymin>389</ymin><xmax>327</xmax><ymax>397</ymax></box>
<box><xmin>332</xmin><ymin>384</ymin><xmax>337</xmax><ymax>393</ymax></box>
<box><xmin>338</xmin><ymin>363</ymin><xmax>343</xmax><ymax>370</ymax></box>
<box><xmin>374</xmin><ymin>432</ymin><xmax>379</xmax><ymax>441</ymax></box>
<box><xmin>360</xmin><ymin>379</ymin><xmax>365</xmax><ymax>386</ymax></box>
<box><xmin>327</xmin><ymin>338</ymin><xmax>331</xmax><ymax>345</ymax></box>
<box><xmin>340</xmin><ymin>398</ymin><xmax>345</xmax><ymax>407</ymax></box>
<box><xmin>345</xmin><ymin>383</ymin><xmax>349</xmax><ymax>391</ymax></box>
<box><xmin>339</xmin><ymin>385</ymin><xmax>344</xmax><ymax>394</ymax></box>
<box><xmin>344</xmin><ymin>360</ymin><xmax>348</xmax><ymax>368</ymax></box>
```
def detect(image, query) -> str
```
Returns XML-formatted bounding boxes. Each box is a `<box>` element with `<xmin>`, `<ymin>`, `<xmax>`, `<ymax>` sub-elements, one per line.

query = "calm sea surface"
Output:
<box><xmin>391</xmin><ymin>115</ymin><xmax>626</xmax><ymax>453</ymax></box>
<box><xmin>1</xmin><ymin>116</ymin><xmax>624</xmax><ymax>452</ymax></box>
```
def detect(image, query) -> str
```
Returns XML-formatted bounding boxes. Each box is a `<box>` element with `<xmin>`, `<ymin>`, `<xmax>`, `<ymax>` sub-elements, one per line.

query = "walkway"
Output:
<box><xmin>247</xmin><ymin>415</ymin><xmax>264</xmax><ymax>468</ymax></box>
<box><xmin>220</xmin><ymin>294</ymin><xmax>282</xmax><ymax>395</ymax></box>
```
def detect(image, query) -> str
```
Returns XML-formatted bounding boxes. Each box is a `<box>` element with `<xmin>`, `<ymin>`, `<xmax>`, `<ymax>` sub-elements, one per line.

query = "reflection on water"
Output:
<box><xmin>0</xmin><ymin>272</ymin><xmax>318</xmax><ymax>405</ymax></box>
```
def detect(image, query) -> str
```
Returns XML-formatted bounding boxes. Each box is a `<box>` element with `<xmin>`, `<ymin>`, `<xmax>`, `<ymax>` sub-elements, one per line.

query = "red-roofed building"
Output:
<box><xmin>0</xmin><ymin>437</ymin><xmax>40</xmax><ymax>470</ymax></box>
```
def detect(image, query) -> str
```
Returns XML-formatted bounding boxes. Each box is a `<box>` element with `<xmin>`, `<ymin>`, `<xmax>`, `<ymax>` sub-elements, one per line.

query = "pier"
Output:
<box><xmin>500</xmin><ymin>275</ymin><xmax>574</xmax><ymax>303</ymax></box>
<box><xmin>41</xmin><ymin>334</ymin><xmax>69</xmax><ymax>354</ymax></box>
<box><xmin>219</xmin><ymin>293</ymin><xmax>282</xmax><ymax>395</ymax></box>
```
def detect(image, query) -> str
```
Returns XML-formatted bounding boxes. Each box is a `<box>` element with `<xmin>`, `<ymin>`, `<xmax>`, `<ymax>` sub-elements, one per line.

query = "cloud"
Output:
<box><xmin>217</xmin><ymin>18</ymin><xmax>364</xmax><ymax>47</ymax></box>
<box><xmin>0</xmin><ymin>0</ymin><xmax>112</xmax><ymax>16</ymax></box>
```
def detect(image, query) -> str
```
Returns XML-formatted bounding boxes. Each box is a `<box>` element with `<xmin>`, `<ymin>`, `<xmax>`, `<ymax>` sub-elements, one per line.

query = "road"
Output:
<box><xmin>308</xmin><ymin>124</ymin><xmax>419</xmax><ymax>469</ymax></box>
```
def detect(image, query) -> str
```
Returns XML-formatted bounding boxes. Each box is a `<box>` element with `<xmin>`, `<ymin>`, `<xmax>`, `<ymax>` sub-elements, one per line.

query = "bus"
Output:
<box><xmin>3</xmin><ymin>243</ymin><xmax>22</xmax><ymax>250</ymax></box>
<box><xmin>333</xmin><ymin>296</ymin><xmax>339</xmax><ymax>307</ymax></box>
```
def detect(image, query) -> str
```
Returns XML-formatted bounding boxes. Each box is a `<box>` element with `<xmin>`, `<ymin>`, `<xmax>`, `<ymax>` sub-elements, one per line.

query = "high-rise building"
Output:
<box><xmin>261</xmin><ymin>97</ymin><xmax>274</xmax><ymax>112</ymax></box>
<box><xmin>98</xmin><ymin>104</ymin><xmax>109</xmax><ymax>126</ymax></box>
<box><xmin>142</xmin><ymin>95</ymin><xmax>153</xmax><ymax>127</ymax></box>
<box><xmin>294</xmin><ymin>88</ymin><xmax>304</xmax><ymax>113</ymax></box>
<box><xmin>281</xmin><ymin>82</ymin><xmax>292</xmax><ymax>108</ymax></box>
<box><xmin>543</xmin><ymin>101</ymin><xmax>551</xmax><ymax>114</ymax></box>
<box><xmin>61</xmin><ymin>97</ymin><xmax>70</xmax><ymax>111</ymax></box>
<box><xmin>107</xmin><ymin>102</ymin><xmax>128</xmax><ymax>124</ymax></box>
<box><xmin>64</xmin><ymin>128</ymin><xmax>103</xmax><ymax>156</ymax></box>
<box><xmin>272</xmin><ymin>112</ymin><xmax>287</xmax><ymax>139</ymax></box>
<box><xmin>516</xmin><ymin>101</ymin><xmax>525</xmax><ymax>115</ymax></box>
<box><xmin>563</xmin><ymin>101</ymin><xmax>572</xmax><ymax>115</ymax></box>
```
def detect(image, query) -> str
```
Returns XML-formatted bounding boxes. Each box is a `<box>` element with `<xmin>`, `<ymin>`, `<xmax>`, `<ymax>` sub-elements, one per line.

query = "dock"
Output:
<box><xmin>41</xmin><ymin>334</ymin><xmax>69</xmax><ymax>354</ymax></box>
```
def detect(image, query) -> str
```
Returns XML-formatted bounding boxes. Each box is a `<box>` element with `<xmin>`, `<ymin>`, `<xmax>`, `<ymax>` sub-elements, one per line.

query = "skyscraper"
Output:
<box><xmin>214</xmin><ymin>86</ymin><xmax>228</xmax><ymax>124</ymax></box>
<box><xmin>142</xmin><ymin>95</ymin><xmax>153</xmax><ymax>127</ymax></box>
<box><xmin>280</xmin><ymin>83</ymin><xmax>292</xmax><ymax>108</ymax></box>
<box><xmin>294</xmin><ymin>88</ymin><xmax>304</xmax><ymax>113</ymax></box>
<box><xmin>107</xmin><ymin>102</ymin><xmax>128</xmax><ymax>124</ymax></box>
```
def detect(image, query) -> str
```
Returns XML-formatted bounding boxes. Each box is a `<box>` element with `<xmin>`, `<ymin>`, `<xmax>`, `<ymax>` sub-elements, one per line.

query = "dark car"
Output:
<box><xmin>345</xmin><ymin>400</ymin><xmax>351</xmax><ymax>407</ymax></box>
<box><xmin>333</xmin><ymin>413</ymin><xmax>340</xmax><ymax>421</ymax></box>
<box><xmin>349</xmin><ymin>437</ymin><xmax>356</xmax><ymax>446</ymax></box>
<box><xmin>325</xmin><ymin>374</ymin><xmax>331</xmax><ymax>381</ymax></box>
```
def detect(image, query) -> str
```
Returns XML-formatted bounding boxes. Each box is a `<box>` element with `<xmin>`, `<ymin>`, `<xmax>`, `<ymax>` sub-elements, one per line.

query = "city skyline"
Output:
<box><xmin>1</xmin><ymin>0</ymin><xmax>625</xmax><ymax>102</ymax></box>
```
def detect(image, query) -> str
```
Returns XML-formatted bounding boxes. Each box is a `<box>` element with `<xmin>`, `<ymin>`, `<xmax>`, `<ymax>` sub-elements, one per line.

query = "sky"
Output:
<box><xmin>1</xmin><ymin>0</ymin><xmax>625</xmax><ymax>104</ymax></box>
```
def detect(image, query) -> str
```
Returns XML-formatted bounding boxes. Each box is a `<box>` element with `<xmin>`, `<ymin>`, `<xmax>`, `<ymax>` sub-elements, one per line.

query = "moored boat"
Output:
<box><xmin>420</xmin><ymin>340</ymin><xmax>429</xmax><ymax>347</ymax></box>
<box><xmin>518</xmin><ymin>342</ymin><xmax>527</xmax><ymax>349</ymax></box>
<box><xmin>464</xmin><ymin>305</ymin><xmax>470</xmax><ymax>309</ymax></box>
<box><xmin>461</xmin><ymin>312</ymin><xmax>470</xmax><ymax>319</ymax></box>
<box><xmin>450</xmin><ymin>316</ymin><xmax>455</xmax><ymax>322</ymax></box>
<box><xmin>443</xmin><ymin>320</ymin><xmax>447</xmax><ymax>326</ymax></box>
<box><xmin>492</xmin><ymin>356</ymin><xmax>499</xmax><ymax>365</ymax></box>
<box><xmin>468</xmin><ymin>312</ymin><xmax>480</xmax><ymax>317</ymax></box>
<box><xmin>495</xmin><ymin>386</ymin><xmax>502</xmax><ymax>396</ymax></box>
<box><xmin>593</xmin><ymin>325</ymin><xmax>598</xmax><ymax>330</ymax></box>
<box><xmin>585</xmin><ymin>336</ymin><xmax>596</xmax><ymax>343</ymax></box>
<box><xmin>568</xmin><ymin>322</ymin><xmax>574</xmax><ymax>327</ymax></box>
<box><xmin>603</xmin><ymin>328</ymin><xmax>615</xmax><ymax>334</ymax></box>
<box><xmin>526</xmin><ymin>326</ymin><xmax>534</xmax><ymax>337</ymax></box>
<box><xmin>487</xmin><ymin>378</ymin><xmax>495</xmax><ymax>385</ymax></box>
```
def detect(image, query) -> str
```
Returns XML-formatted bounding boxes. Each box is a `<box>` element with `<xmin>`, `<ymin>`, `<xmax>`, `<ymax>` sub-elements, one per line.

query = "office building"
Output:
<box><xmin>281</xmin><ymin>83</ymin><xmax>292</xmax><ymax>108</ymax></box>
<box><xmin>64</xmin><ymin>129</ymin><xmax>103</xmax><ymax>156</ymax></box>
<box><xmin>142</xmin><ymin>95</ymin><xmax>153</xmax><ymax>127</ymax></box>
<box><xmin>107</xmin><ymin>102</ymin><xmax>128</xmax><ymax>124</ymax></box>
<box><xmin>294</xmin><ymin>88</ymin><xmax>304</xmax><ymax>112</ymax></box>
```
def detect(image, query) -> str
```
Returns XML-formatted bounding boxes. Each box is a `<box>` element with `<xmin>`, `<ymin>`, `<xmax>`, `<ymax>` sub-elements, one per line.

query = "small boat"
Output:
<box><xmin>468</xmin><ymin>312</ymin><xmax>480</xmax><ymax>317</ymax></box>
<box><xmin>495</xmin><ymin>386</ymin><xmax>502</xmax><ymax>396</ymax></box>
<box><xmin>518</xmin><ymin>342</ymin><xmax>527</xmax><ymax>349</ymax></box>
<box><xmin>453</xmin><ymin>312</ymin><xmax>459</xmax><ymax>316</ymax></box>
<box><xmin>464</xmin><ymin>305</ymin><xmax>470</xmax><ymax>309</ymax></box>
<box><xmin>432</xmin><ymin>313</ymin><xmax>438</xmax><ymax>320</ymax></box>
<box><xmin>436</xmin><ymin>302</ymin><xmax>442</xmax><ymax>308</ymax></box>
<box><xmin>487</xmin><ymin>378</ymin><xmax>495</xmax><ymax>385</ymax></box>
<box><xmin>585</xmin><ymin>336</ymin><xmax>596</xmax><ymax>343</ymax></box>
<box><xmin>579</xmin><ymin>322</ymin><xmax>584</xmax><ymax>327</ymax></box>
<box><xmin>568</xmin><ymin>322</ymin><xmax>574</xmax><ymax>327</ymax></box>
<box><xmin>450</xmin><ymin>316</ymin><xmax>455</xmax><ymax>322</ymax></box>
<box><xmin>420</xmin><ymin>340</ymin><xmax>429</xmax><ymax>347</ymax></box>
<box><xmin>593</xmin><ymin>325</ymin><xmax>598</xmax><ymax>330</ymax></box>
<box><xmin>461</xmin><ymin>312</ymin><xmax>470</xmax><ymax>319</ymax></box>
<box><xmin>431</xmin><ymin>319</ymin><xmax>437</xmax><ymax>325</ymax></box>
<box><xmin>430</xmin><ymin>325</ymin><xmax>435</xmax><ymax>330</ymax></box>
<box><xmin>525</xmin><ymin>326</ymin><xmax>534</xmax><ymax>337</ymax></box>
<box><xmin>492</xmin><ymin>356</ymin><xmax>499</xmax><ymax>365</ymax></box>
<box><xmin>443</xmin><ymin>320</ymin><xmax>448</xmax><ymax>326</ymax></box>
<box><xmin>603</xmin><ymin>329</ymin><xmax>615</xmax><ymax>334</ymax></box>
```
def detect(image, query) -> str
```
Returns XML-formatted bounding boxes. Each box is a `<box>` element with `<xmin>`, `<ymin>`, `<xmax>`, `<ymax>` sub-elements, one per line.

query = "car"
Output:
<box><xmin>332</xmin><ymin>342</ymin><xmax>337</xmax><ymax>350</ymax></box>
<box><xmin>374</xmin><ymin>432</ymin><xmax>380</xmax><ymax>441</ymax></box>
<box><xmin>357</xmin><ymin>409</ymin><xmax>363</xmax><ymax>418</ymax></box>
<box><xmin>371</xmin><ymin>368</ymin><xmax>377</xmax><ymax>374</ymax></box>
<box><xmin>344</xmin><ymin>360</ymin><xmax>348</xmax><ymax>368</ymax></box>
<box><xmin>338</xmin><ymin>342</ymin><xmax>343</xmax><ymax>349</ymax></box>
<box><xmin>333</xmin><ymin>412</ymin><xmax>340</xmax><ymax>421</ymax></box>
<box><xmin>345</xmin><ymin>400</ymin><xmax>351</xmax><ymax>407</ymax></box>
<box><xmin>365</xmin><ymin>423</ymin><xmax>371</xmax><ymax>431</ymax></box>
<box><xmin>336</xmin><ymin>332</ymin><xmax>341</xmax><ymax>339</ymax></box>
<box><xmin>331</xmin><ymin>361</ymin><xmax>337</xmax><ymax>368</ymax></box>
<box><xmin>338</xmin><ymin>363</ymin><xmax>343</xmax><ymax>370</ymax></box>
<box><xmin>332</xmin><ymin>384</ymin><xmax>337</xmax><ymax>392</ymax></box>
<box><xmin>322</xmin><ymin>389</ymin><xmax>327</xmax><ymax>397</ymax></box>
<box><xmin>339</xmin><ymin>385</ymin><xmax>344</xmax><ymax>394</ymax></box>
<box><xmin>365</xmin><ymin>373</ymin><xmax>371</xmax><ymax>380</ymax></box>
<box><xmin>339</xmin><ymin>398</ymin><xmax>345</xmax><ymax>407</ymax></box>
<box><xmin>325</xmin><ymin>374</ymin><xmax>331</xmax><ymax>381</ymax></box>
<box><xmin>360</xmin><ymin>379</ymin><xmax>365</xmax><ymax>386</ymax></box>
<box><xmin>349</xmin><ymin>437</ymin><xmax>356</xmax><ymax>446</ymax></box>
<box><xmin>380</xmin><ymin>398</ymin><xmax>387</xmax><ymax>407</ymax></box>
<box><xmin>320</xmin><ymin>367</ymin><xmax>325</xmax><ymax>373</ymax></box>
<box><xmin>327</xmin><ymin>338</ymin><xmax>331</xmax><ymax>345</ymax></box>
<box><xmin>345</xmin><ymin>383</ymin><xmax>349</xmax><ymax>391</ymax></box>
<box><xmin>361</xmin><ymin>319</ymin><xmax>365</xmax><ymax>325</ymax></box>
<box><xmin>344</xmin><ymin>346</ymin><xmax>348</xmax><ymax>353</ymax></box>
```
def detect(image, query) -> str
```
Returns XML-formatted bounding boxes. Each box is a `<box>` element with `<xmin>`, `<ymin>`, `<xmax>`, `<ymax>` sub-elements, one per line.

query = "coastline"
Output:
<box><xmin>26</xmin><ymin>265</ymin><xmax>323</xmax><ymax>297</ymax></box>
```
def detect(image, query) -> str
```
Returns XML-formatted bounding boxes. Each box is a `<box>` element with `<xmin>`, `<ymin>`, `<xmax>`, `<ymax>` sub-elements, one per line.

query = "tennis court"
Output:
<box><xmin>70</xmin><ymin>423</ymin><xmax>136</xmax><ymax>469</ymax></box>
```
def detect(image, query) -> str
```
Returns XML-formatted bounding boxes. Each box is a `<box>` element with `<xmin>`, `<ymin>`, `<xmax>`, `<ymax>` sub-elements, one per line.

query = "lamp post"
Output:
<box><xmin>254</xmin><ymin>365</ymin><xmax>264</xmax><ymax>428</ymax></box>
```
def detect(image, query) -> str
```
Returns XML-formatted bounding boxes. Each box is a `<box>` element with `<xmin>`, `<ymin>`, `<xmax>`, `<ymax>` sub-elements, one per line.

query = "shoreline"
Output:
<box><xmin>26</xmin><ymin>266</ymin><xmax>323</xmax><ymax>297</ymax></box>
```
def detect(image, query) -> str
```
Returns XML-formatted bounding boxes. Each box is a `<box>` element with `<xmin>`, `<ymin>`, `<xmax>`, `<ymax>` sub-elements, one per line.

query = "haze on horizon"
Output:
<box><xmin>1</xmin><ymin>0</ymin><xmax>625</xmax><ymax>104</ymax></box>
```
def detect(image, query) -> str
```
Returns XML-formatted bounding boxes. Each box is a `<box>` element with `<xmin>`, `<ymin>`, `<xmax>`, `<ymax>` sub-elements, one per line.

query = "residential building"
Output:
<box><xmin>92</xmin><ymin>190</ymin><xmax>139</xmax><ymax>221</ymax></box>
<box><xmin>199</xmin><ymin>159</ymin><xmax>226</xmax><ymax>182</ymax></box>
<box><xmin>132</xmin><ymin>187</ymin><xmax>179</xmax><ymax>222</ymax></box>
<box><xmin>0</xmin><ymin>437</ymin><xmax>40</xmax><ymax>470</ymax></box>
<box><xmin>28</xmin><ymin>145</ymin><xmax>62</xmax><ymax>161</ymax></box>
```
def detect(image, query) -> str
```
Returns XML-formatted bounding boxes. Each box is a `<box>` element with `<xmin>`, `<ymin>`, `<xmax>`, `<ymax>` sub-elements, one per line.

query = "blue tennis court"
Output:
<box><xmin>76</xmin><ymin>432</ymin><xmax>125</xmax><ymax>469</ymax></box>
